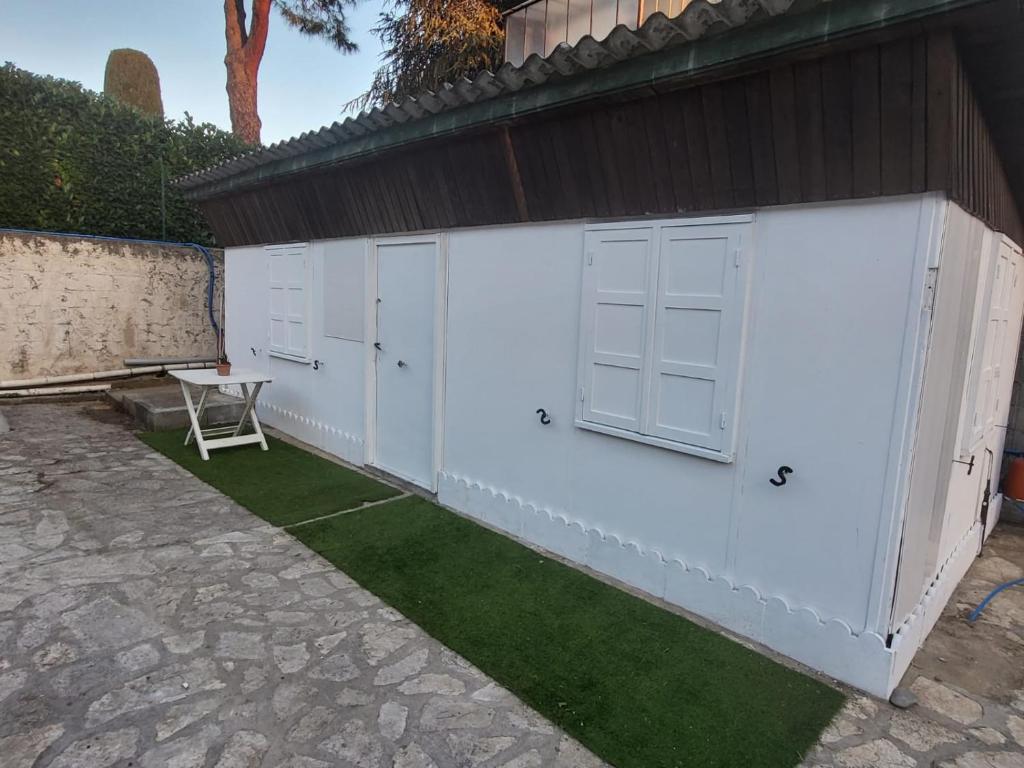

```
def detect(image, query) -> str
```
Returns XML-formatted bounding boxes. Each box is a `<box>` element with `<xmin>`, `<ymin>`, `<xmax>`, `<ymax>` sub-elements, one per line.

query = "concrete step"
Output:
<box><xmin>108</xmin><ymin>383</ymin><xmax>245</xmax><ymax>432</ymax></box>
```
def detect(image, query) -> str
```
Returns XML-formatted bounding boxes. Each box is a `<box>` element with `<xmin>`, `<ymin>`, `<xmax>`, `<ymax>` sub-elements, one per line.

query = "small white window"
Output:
<box><xmin>322</xmin><ymin>240</ymin><xmax>366</xmax><ymax>342</ymax></box>
<box><xmin>268</xmin><ymin>243</ymin><xmax>310</xmax><ymax>360</ymax></box>
<box><xmin>576</xmin><ymin>217</ymin><xmax>751</xmax><ymax>461</ymax></box>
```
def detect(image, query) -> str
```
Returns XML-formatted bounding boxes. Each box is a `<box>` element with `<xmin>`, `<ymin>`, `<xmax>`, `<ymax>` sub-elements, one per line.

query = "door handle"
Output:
<box><xmin>397</xmin><ymin>360</ymin><xmax>407</xmax><ymax>368</ymax></box>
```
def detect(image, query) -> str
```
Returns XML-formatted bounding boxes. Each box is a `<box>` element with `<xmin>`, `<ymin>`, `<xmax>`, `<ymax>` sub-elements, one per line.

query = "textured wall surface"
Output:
<box><xmin>0</xmin><ymin>232</ymin><xmax>221</xmax><ymax>380</ymax></box>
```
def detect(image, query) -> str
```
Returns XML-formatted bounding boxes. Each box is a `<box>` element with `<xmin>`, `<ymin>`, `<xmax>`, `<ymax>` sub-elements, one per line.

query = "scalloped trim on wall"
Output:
<box><xmin>258</xmin><ymin>401</ymin><xmax>364</xmax><ymax>465</ymax></box>
<box><xmin>886</xmin><ymin>519</ymin><xmax>982</xmax><ymax>693</ymax></box>
<box><xmin>438</xmin><ymin>470</ymin><xmax>897</xmax><ymax>696</ymax></box>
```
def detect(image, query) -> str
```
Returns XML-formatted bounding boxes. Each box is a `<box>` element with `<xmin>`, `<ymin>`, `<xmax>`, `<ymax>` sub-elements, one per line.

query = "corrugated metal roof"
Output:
<box><xmin>176</xmin><ymin>0</ymin><xmax>803</xmax><ymax>192</ymax></box>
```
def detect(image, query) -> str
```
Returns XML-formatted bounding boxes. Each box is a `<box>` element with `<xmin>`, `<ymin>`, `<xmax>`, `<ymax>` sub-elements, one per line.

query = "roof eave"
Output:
<box><xmin>180</xmin><ymin>0</ymin><xmax>991</xmax><ymax>201</ymax></box>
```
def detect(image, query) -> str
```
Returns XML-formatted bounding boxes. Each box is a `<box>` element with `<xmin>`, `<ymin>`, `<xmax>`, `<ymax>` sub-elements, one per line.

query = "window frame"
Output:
<box><xmin>267</xmin><ymin>242</ymin><xmax>312</xmax><ymax>363</ymax></box>
<box><xmin>574</xmin><ymin>215</ymin><xmax>753</xmax><ymax>462</ymax></box>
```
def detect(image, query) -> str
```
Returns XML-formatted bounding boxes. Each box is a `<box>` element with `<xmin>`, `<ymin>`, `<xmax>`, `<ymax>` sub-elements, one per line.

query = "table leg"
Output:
<box><xmin>236</xmin><ymin>382</ymin><xmax>269</xmax><ymax>451</ymax></box>
<box><xmin>179</xmin><ymin>382</ymin><xmax>210</xmax><ymax>460</ymax></box>
<box><xmin>185</xmin><ymin>386</ymin><xmax>210</xmax><ymax>446</ymax></box>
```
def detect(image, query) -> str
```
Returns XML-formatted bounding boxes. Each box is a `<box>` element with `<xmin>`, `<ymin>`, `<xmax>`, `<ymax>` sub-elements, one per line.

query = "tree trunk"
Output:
<box><xmin>224</xmin><ymin>0</ymin><xmax>270</xmax><ymax>145</ymax></box>
<box><xmin>225</xmin><ymin>51</ymin><xmax>261</xmax><ymax>144</ymax></box>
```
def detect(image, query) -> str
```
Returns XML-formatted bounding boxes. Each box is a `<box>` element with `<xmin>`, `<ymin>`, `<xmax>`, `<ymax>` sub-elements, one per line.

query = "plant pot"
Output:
<box><xmin>1005</xmin><ymin>457</ymin><xmax>1024</xmax><ymax>501</ymax></box>
<box><xmin>216</xmin><ymin>362</ymin><xmax>232</xmax><ymax>376</ymax></box>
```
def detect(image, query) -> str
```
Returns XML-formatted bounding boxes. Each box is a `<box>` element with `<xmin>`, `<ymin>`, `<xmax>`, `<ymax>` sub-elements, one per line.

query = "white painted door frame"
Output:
<box><xmin>364</xmin><ymin>233</ymin><xmax>448</xmax><ymax>491</ymax></box>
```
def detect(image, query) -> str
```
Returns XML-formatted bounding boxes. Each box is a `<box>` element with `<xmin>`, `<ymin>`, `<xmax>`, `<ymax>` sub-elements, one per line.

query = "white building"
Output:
<box><xmin>178</xmin><ymin>0</ymin><xmax>1024</xmax><ymax>696</ymax></box>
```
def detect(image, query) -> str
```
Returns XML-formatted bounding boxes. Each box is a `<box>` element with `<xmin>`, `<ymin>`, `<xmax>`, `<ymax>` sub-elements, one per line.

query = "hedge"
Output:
<box><xmin>0</xmin><ymin>63</ymin><xmax>251</xmax><ymax>246</ymax></box>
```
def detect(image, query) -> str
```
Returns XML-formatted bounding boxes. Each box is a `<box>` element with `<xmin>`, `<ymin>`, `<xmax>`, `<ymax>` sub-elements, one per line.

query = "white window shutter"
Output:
<box><xmin>580</xmin><ymin>228</ymin><xmax>655</xmax><ymax>432</ymax></box>
<box><xmin>645</xmin><ymin>224</ymin><xmax>743</xmax><ymax>451</ymax></box>
<box><xmin>268</xmin><ymin>245</ymin><xmax>308</xmax><ymax>359</ymax></box>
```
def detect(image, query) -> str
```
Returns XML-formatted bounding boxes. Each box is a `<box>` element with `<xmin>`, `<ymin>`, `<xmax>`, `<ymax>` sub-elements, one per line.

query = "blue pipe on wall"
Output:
<box><xmin>0</xmin><ymin>227</ymin><xmax>221</xmax><ymax>341</ymax></box>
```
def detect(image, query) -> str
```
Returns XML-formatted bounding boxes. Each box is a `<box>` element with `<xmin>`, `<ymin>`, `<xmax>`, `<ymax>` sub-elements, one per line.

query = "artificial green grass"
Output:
<box><xmin>293</xmin><ymin>496</ymin><xmax>845</xmax><ymax>768</ymax></box>
<box><xmin>145</xmin><ymin>431</ymin><xmax>843</xmax><ymax>767</ymax></box>
<box><xmin>138</xmin><ymin>428</ymin><xmax>399</xmax><ymax>526</ymax></box>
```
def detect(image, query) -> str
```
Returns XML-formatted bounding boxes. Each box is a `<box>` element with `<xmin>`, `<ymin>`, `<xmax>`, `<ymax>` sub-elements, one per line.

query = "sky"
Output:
<box><xmin>0</xmin><ymin>0</ymin><xmax>388</xmax><ymax>144</ymax></box>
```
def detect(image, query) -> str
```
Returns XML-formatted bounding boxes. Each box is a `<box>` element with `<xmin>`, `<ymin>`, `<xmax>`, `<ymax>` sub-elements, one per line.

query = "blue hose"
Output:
<box><xmin>187</xmin><ymin>242</ymin><xmax>221</xmax><ymax>341</ymax></box>
<box><xmin>0</xmin><ymin>227</ymin><xmax>220</xmax><ymax>341</ymax></box>
<box><xmin>968</xmin><ymin>578</ymin><xmax>1024</xmax><ymax>622</ymax></box>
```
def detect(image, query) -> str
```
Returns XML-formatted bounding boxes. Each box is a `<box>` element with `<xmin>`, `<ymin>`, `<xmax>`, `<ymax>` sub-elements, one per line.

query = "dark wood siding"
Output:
<box><xmin>200</xmin><ymin>31</ymin><xmax>1022</xmax><ymax>248</ymax></box>
<box><xmin>947</xmin><ymin>42</ymin><xmax>1023</xmax><ymax>245</ymax></box>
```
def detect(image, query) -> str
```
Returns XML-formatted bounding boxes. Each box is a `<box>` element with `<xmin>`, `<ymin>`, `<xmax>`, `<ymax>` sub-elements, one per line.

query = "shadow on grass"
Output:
<box><xmin>139</xmin><ymin>428</ymin><xmax>399</xmax><ymax>526</ymax></box>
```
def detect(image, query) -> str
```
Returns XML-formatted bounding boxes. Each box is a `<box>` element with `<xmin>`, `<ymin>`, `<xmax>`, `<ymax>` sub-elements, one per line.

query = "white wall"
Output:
<box><xmin>889</xmin><ymin>205</ymin><xmax>985</xmax><ymax>627</ymax></box>
<box><xmin>886</xmin><ymin>208</ymin><xmax>1024</xmax><ymax>691</ymax></box>
<box><xmin>224</xmin><ymin>195</ymin><xmax>950</xmax><ymax>695</ymax></box>
<box><xmin>224</xmin><ymin>239</ymin><xmax>367</xmax><ymax>464</ymax></box>
<box><xmin>440</xmin><ymin>198</ymin><xmax>936</xmax><ymax>648</ymax></box>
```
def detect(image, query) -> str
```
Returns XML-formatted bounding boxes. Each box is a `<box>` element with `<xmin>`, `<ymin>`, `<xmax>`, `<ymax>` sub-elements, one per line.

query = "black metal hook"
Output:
<box><xmin>952</xmin><ymin>455</ymin><xmax>975</xmax><ymax>475</ymax></box>
<box><xmin>313</xmin><ymin>359</ymin><xmax>323</xmax><ymax>370</ymax></box>
<box><xmin>250</xmin><ymin>347</ymin><xmax>256</xmax><ymax>357</ymax></box>
<box><xmin>536</xmin><ymin>408</ymin><xmax>551</xmax><ymax>425</ymax></box>
<box><xmin>770</xmin><ymin>466</ymin><xmax>794</xmax><ymax>487</ymax></box>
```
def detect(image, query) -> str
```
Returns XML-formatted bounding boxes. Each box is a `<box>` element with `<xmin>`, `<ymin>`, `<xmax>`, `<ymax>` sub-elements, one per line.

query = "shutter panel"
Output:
<box><xmin>268</xmin><ymin>245</ymin><xmax>308</xmax><ymax>358</ymax></box>
<box><xmin>580</xmin><ymin>228</ymin><xmax>655</xmax><ymax>432</ymax></box>
<box><xmin>646</xmin><ymin>224</ymin><xmax>743</xmax><ymax>451</ymax></box>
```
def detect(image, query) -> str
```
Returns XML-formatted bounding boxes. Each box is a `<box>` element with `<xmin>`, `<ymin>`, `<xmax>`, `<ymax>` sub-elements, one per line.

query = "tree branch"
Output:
<box><xmin>244</xmin><ymin>0</ymin><xmax>272</xmax><ymax>74</ymax></box>
<box><xmin>224</xmin><ymin>0</ymin><xmax>248</xmax><ymax>53</ymax></box>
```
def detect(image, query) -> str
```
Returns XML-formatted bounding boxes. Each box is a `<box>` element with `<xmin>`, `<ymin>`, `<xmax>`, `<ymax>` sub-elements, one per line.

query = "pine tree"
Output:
<box><xmin>354</xmin><ymin>0</ymin><xmax>518</xmax><ymax>111</ymax></box>
<box><xmin>223</xmin><ymin>0</ymin><xmax>359</xmax><ymax>144</ymax></box>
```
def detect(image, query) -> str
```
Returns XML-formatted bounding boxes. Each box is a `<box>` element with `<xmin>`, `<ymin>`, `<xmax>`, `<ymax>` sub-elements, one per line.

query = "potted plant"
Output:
<box><xmin>216</xmin><ymin>353</ymin><xmax>231</xmax><ymax>376</ymax></box>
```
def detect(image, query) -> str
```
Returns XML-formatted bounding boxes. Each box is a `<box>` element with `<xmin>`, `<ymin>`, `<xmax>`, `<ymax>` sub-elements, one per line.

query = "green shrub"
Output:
<box><xmin>104</xmin><ymin>48</ymin><xmax>164</xmax><ymax>118</ymax></box>
<box><xmin>0</xmin><ymin>63</ymin><xmax>252</xmax><ymax>245</ymax></box>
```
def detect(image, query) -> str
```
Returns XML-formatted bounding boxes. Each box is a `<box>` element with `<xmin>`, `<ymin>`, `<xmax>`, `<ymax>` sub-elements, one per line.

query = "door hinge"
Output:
<box><xmin>734</xmin><ymin>248</ymin><xmax>741</xmax><ymax>268</ymax></box>
<box><xmin>579</xmin><ymin>386</ymin><xmax>586</xmax><ymax>403</ymax></box>
<box><xmin>586</xmin><ymin>252</ymin><xmax>594</xmax><ymax>266</ymax></box>
<box><xmin>720</xmin><ymin>412</ymin><xmax>727</xmax><ymax>430</ymax></box>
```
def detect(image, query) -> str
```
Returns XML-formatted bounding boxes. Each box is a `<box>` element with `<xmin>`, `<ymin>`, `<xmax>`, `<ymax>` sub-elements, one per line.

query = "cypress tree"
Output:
<box><xmin>103</xmin><ymin>49</ymin><xmax>164</xmax><ymax>119</ymax></box>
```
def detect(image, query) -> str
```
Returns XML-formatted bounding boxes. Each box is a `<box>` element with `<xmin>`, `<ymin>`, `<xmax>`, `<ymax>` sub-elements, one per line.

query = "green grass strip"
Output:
<box><xmin>293</xmin><ymin>495</ymin><xmax>844</xmax><ymax>768</ymax></box>
<box><xmin>138</xmin><ymin>429</ymin><xmax>400</xmax><ymax>527</ymax></box>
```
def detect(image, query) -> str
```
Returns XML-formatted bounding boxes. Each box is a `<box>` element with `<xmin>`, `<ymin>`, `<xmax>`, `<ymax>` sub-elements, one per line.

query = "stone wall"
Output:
<box><xmin>0</xmin><ymin>231</ymin><xmax>222</xmax><ymax>380</ymax></box>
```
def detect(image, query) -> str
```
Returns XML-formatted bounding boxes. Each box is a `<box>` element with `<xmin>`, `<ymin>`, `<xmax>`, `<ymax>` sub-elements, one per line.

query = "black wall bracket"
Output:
<box><xmin>953</xmin><ymin>455</ymin><xmax>976</xmax><ymax>475</ymax></box>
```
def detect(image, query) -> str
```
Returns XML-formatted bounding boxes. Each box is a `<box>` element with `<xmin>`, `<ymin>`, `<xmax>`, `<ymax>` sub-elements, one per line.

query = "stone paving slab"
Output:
<box><xmin>800</xmin><ymin>524</ymin><xmax>1024</xmax><ymax>768</ymax></box>
<box><xmin>0</xmin><ymin>403</ymin><xmax>607</xmax><ymax>768</ymax></box>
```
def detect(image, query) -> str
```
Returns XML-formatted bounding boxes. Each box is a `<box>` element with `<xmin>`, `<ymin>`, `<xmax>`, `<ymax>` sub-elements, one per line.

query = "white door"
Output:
<box><xmin>982</xmin><ymin>240</ymin><xmax>1024</xmax><ymax>535</ymax></box>
<box><xmin>373</xmin><ymin>238</ymin><xmax>439</xmax><ymax>489</ymax></box>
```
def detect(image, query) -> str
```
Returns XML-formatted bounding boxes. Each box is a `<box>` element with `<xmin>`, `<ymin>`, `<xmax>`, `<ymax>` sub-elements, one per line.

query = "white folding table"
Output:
<box><xmin>170</xmin><ymin>368</ymin><xmax>273</xmax><ymax>461</ymax></box>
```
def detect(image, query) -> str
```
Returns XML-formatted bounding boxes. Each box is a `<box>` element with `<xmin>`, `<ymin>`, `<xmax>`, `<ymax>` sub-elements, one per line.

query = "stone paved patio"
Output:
<box><xmin>2</xmin><ymin>400</ymin><xmax>1024</xmax><ymax>767</ymax></box>
<box><xmin>801</xmin><ymin>525</ymin><xmax>1024</xmax><ymax>768</ymax></box>
<box><xmin>0</xmin><ymin>402</ymin><xmax>607</xmax><ymax>768</ymax></box>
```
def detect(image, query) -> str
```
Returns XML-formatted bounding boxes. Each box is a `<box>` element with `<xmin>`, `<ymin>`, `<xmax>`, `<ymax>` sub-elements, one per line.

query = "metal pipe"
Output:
<box><xmin>0</xmin><ymin>384</ymin><xmax>112</xmax><ymax>398</ymax></box>
<box><xmin>0</xmin><ymin>362</ymin><xmax>215</xmax><ymax>390</ymax></box>
<box><xmin>124</xmin><ymin>356</ymin><xmax>217</xmax><ymax>367</ymax></box>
